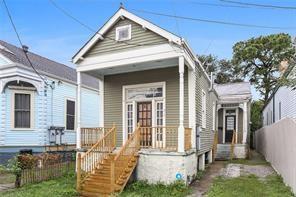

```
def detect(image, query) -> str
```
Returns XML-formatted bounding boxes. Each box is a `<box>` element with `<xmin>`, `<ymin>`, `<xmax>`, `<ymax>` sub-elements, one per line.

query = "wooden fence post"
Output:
<box><xmin>76</xmin><ymin>153</ymin><xmax>81</xmax><ymax>192</ymax></box>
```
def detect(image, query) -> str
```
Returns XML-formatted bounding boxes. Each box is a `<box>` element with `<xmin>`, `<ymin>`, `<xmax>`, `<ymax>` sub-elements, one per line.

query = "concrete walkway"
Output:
<box><xmin>188</xmin><ymin>161</ymin><xmax>225</xmax><ymax>197</ymax></box>
<box><xmin>0</xmin><ymin>183</ymin><xmax>14</xmax><ymax>193</ymax></box>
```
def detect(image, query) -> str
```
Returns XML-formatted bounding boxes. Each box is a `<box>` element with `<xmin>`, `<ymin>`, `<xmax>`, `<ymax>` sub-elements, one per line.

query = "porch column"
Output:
<box><xmin>99</xmin><ymin>77</ymin><xmax>104</xmax><ymax>127</ymax></box>
<box><xmin>242</xmin><ymin>101</ymin><xmax>248</xmax><ymax>144</ymax></box>
<box><xmin>178</xmin><ymin>56</ymin><xmax>185</xmax><ymax>152</ymax></box>
<box><xmin>222</xmin><ymin>108</ymin><xmax>226</xmax><ymax>144</ymax></box>
<box><xmin>76</xmin><ymin>71</ymin><xmax>82</xmax><ymax>149</ymax></box>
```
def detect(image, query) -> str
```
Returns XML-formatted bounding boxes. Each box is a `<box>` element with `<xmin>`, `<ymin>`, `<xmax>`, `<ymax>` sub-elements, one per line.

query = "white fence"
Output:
<box><xmin>255</xmin><ymin>118</ymin><xmax>296</xmax><ymax>194</ymax></box>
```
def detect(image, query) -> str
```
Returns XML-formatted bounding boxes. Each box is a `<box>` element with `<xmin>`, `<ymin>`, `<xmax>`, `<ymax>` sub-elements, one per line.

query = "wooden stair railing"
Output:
<box><xmin>212</xmin><ymin>130</ymin><xmax>218</xmax><ymax>161</ymax></box>
<box><xmin>230</xmin><ymin>130</ymin><xmax>237</xmax><ymax>160</ymax></box>
<box><xmin>111</xmin><ymin>125</ymin><xmax>141</xmax><ymax>193</ymax></box>
<box><xmin>77</xmin><ymin>125</ymin><xmax>116</xmax><ymax>192</ymax></box>
<box><xmin>184</xmin><ymin>128</ymin><xmax>192</xmax><ymax>151</ymax></box>
<box><xmin>81</xmin><ymin>127</ymin><xmax>111</xmax><ymax>148</ymax></box>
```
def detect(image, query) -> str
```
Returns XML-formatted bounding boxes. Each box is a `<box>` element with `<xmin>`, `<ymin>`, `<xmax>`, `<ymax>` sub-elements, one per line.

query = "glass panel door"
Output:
<box><xmin>137</xmin><ymin>102</ymin><xmax>152</xmax><ymax>147</ymax></box>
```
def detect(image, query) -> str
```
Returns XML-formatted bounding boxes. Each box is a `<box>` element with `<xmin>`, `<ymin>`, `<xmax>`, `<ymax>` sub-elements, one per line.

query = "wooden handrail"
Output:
<box><xmin>111</xmin><ymin>125</ymin><xmax>141</xmax><ymax>192</ymax></box>
<box><xmin>82</xmin><ymin>127</ymin><xmax>115</xmax><ymax>159</ymax></box>
<box><xmin>184</xmin><ymin>128</ymin><xmax>192</xmax><ymax>151</ymax></box>
<box><xmin>212</xmin><ymin>130</ymin><xmax>218</xmax><ymax>161</ymax></box>
<box><xmin>77</xmin><ymin>125</ymin><xmax>116</xmax><ymax>190</ymax></box>
<box><xmin>230</xmin><ymin>130</ymin><xmax>236</xmax><ymax>160</ymax></box>
<box><xmin>139</xmin><ymin>126</ymin><xmax>178</xmax><ymax>150</ymax></box>
<box><xmin>81</xmin><ymin>127</ymin><xmax>110</xmax><ymax>147</ymax></box>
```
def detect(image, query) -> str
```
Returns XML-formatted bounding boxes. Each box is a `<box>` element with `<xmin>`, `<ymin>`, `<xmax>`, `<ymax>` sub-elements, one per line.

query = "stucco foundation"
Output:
<box><xmin>216</xmin><ymin>144</ymin><xmax>248</xmax><ymax>160</ymax></box>
<box><xmin>135</xmin><ymin>149</ymin><xmax>197</xmax><ymax>184</ymax></box>
<box><xmin>233</xmin><ymin>144</ymin><xmax>248</xmax><ymax>159</ymax></box>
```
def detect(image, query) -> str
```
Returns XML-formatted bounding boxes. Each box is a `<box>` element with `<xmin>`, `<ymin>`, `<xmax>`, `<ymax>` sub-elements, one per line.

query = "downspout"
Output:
<box><xmin>209</xmin><ymin>72</ymin><xmax>214</xmax><ymax>92</ymax></box>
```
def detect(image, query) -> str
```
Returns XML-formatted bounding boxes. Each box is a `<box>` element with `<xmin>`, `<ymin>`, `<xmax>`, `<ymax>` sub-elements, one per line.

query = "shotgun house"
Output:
<box><xmin>0</xmin><ymin>40</ymin><xmax>100</xmax><ymax>164</ymax></box>
<box><xmin>73</xmin><ymin>7</ymin><xmax>219</xmax><ymax>196</ymax></box>
<box><xmin>214</xmin><ymin>82</ymin><xmax>252</xmax><ymax>159</ymax></box>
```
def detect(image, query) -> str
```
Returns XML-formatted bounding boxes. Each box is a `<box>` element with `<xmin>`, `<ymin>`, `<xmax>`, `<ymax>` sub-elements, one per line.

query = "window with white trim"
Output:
<box><xmin>116</xmin><ymin>24</ymin><xmax>131</xmax><ymax>41</ymax></box>
<box><xmin>66</xmin><ymin>100</ymin><xmax>75</xmax><ymax>130</ymax></box>
<box><xmin>156</xmin><ymin>101</ymin><xmax>164</xmax><ymax>141</ymax></box>
<box><xmin>127</xmin><ymin>103</ymin><xmax>133</xmax><ymax>136</ymax></box>
<box><xmin>126</xmin><ymin>86</ymin><xmax>163</xmax><ymax>100</ymax></box>
<box><xmin>14</xmin><ymin>93</ymin><xmax>32</xmax><ymax>128</ymax></box>
<box><xmin>202</xmin><ymin>90</ymin><xmax>206</xmax><ymax>128</ymax></box>
<box><xmin>156</xmin><ymin>101</ymin><xmax>164</xmax><ymax>126</ymax></box>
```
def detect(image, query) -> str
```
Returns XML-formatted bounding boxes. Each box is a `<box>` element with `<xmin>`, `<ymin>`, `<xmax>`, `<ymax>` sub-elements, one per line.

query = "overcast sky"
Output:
<box><xmin>1</xmin><ymin>0</ymin><xmax>296</xmax><ymax>100</ymax></box>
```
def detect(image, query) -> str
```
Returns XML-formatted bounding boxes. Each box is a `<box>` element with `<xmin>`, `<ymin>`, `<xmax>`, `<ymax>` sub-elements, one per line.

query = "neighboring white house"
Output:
<box><xmin>262</xmin><ymin>64</ymin><xmax>296</xmax><ymax>126</ymax></box>
<box><xmin>0</xmin><ymin>40</ymin><xmax>101</xmax><ymax>164</ymax></box>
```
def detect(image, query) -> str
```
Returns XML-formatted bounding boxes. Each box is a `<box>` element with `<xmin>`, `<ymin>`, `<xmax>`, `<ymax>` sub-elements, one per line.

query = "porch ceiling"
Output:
<box><xmin>84</xmin><ymin>57</ymin><xmax>178</xmax><ymax>76</ymax></box>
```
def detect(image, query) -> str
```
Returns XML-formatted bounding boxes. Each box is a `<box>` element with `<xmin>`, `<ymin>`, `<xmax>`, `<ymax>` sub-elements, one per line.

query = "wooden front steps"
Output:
<box><xmin>80</xmin><ymin>154</ymin><xmax>139</xmax><ymax>197</ymax></box>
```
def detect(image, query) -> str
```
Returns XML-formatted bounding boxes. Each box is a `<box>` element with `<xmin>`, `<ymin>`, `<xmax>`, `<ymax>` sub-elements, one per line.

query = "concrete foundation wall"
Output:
<box><xmin>136</xmin><ymin>150</ymin><xmax>197</xmax><ymax>184</ymax></box>
<box><xmin>255</xmin><ymin>118</ymin><xmax>296</xmax><ymax>194</ymax></box>
<box><xmin>216</xmin><ymin>144</ymin><xmax>248</xmax><ymax>160</ymax></box>
<box><xmin>233</xmin><ymin>144</ymin><xmax>248</xmax><ymax>159</ymax></box>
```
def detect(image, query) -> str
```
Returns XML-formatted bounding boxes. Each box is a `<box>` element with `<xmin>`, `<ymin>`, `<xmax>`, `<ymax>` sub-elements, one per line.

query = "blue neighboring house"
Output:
<box><xmin>0</xmin><ymin>40</ymin><xmax>101</xmax><ymax>162</ymax></box>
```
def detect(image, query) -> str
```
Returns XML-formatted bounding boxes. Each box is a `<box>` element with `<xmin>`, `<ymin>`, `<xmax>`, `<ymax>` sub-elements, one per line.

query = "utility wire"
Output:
<box><xmin>220</xmin><ymin>0</ymin><xmax>296</xmax><ymax>10</ymax></box>
<box><xmin>48</xmin><ymin>0</ymin><xmax>165</xmax><ymax>47</ymax></box>
<box><xmin>189</xmin><ymin>1</ymin><xmax>252</xmax><ymax>9</ymax></box>
<box><xmin>2</xmin><ymin>0</ymin><xmax>51</xmax><ymax>87</ymax></box>
<box><xmin>130</xmin><ymin>8</ymin><xmax>296</xmax><ymax>30</ymax></box>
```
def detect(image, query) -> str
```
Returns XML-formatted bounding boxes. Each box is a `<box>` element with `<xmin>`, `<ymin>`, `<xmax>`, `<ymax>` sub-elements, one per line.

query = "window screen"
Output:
<box><xmin>116</xmin><ymin>25</ymin><xmax>131</xmax><ymax>41</ymax></box>
<box><xmin>66</xmin><ymin>100</ymin><xmax>75</xmax><ymax>130</ymax></box>
<box><xmin>14</xmin><ymin>93</ymin><xmax>31</xmax><ymax>128</ymax></box>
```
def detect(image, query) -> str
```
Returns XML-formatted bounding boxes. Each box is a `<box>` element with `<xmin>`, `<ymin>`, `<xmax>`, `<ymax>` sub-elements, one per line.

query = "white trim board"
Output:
<box><xmin>10</xmin><ymin>89</ymin><xmax>35</xmax><ymax>130</ymax></box>
<box><xmin>122</xmin><ymin>81</ymin><xmax>166</xmax><ymax>144</ymax></box>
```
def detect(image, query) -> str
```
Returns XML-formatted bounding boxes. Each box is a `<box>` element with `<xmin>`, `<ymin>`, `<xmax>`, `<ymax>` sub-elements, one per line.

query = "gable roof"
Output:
<box><xmin>0</xmin><ymin>40</ymin><xmax>100</xmax><ymax>90</ymax></box>
<box><xmin>214</xmin><ymin>82</ymin><xmax>252</xmax><ymax>101</ymax></box>
<box><xmin>72</xmin><ymin>7</ymin><xmax>183</xmax><ymax>63</ymax></box>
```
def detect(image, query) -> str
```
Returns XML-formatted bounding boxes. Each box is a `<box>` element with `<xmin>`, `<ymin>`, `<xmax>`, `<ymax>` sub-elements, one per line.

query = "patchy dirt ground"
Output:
<box><xmin>220</xmin><ymin>164</ymin><xmax>274</xmax><ymax>179</ymax></box>
<box><xmin>188</xmin><ymin>161</ymin><xmax>225</xmax><ymax>197</ymax></box>
<box><xmin>0</xmin><ymin>183</ymin><xmax>14</xmax><ymax>193</ymax></box>
<box><xmin>188</xmin><ymin>151</ymin><xmax>275</xmax><ymax>197</ymax></box>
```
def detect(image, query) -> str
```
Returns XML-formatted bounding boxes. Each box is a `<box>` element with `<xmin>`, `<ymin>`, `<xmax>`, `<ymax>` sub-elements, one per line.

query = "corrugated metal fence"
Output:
<box><xmin>255</xmin><ymin>118</ymin><xmax>296</xmax><ymax>194</ymax></box>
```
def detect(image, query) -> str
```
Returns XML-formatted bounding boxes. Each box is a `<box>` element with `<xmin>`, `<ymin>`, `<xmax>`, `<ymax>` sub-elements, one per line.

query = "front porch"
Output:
<box><xmin>214</xmin><ymin>98</ymin><xmax>251</xmax><ymax>160</ymax></box>
<box><xmin>80</xmin><ymin>126</ymin><xmax>192</xmax><ymax>152</ymax></box>
<box><xmin>76</xmin><ymin>124</ymin><xmax>194</xmax><ymax>195</ymax></box>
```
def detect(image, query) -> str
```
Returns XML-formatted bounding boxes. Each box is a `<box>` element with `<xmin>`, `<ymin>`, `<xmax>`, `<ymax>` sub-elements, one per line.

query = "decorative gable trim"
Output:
<box><xmin>72</xmin><ymin>8</ymin><xmax>182</xmax><ymax>63</ymax></box>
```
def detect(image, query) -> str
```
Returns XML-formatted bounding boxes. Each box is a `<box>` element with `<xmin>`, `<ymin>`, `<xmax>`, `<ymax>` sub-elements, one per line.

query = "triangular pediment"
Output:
<box><xmin>73</xmin><ymin>8</ymin><xmax>181</xmax><ymax>63</ymax></box>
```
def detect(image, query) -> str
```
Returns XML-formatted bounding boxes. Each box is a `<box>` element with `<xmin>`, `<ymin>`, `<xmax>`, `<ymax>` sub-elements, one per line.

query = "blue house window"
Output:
<box><xmin>14</xmin><ymin>93</ymin><xmax>31</xmax><ymax>128</ymax></box>
<box><xmin>66</xmin><ymin>100</ymin><xmax>75</xmax><ymax>130</ymax></box>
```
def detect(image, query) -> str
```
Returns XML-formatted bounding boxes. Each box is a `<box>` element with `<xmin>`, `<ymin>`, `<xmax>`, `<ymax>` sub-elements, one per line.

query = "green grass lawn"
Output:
<box><xmin>207</xmin><ymin>174</ymin><xmax>294</xmax><ymax>197</ymax></box>
<box><xmin>0</xmin><ymin>174</ymin><xmax>190</xmax><ymax>197</ymax></box>
<box><xmin>120</xmin><ymin>181</ymin><xmax>191</xmax><ymax>197</ymax></box>
<box><xmin>0</xmin><ymin>173</ymin><xmax>78</xmax><ymax>197</ymax></box>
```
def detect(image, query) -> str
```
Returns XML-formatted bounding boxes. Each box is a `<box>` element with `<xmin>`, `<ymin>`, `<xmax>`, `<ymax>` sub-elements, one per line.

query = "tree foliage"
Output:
<box><xmin>232</xmin><ymin>33</ymin><xmax>295</xmax><ymax>104</ymax></box>
<box><xmin>250</xmin><ymin>100</ymin><xmax>264</xmax><ymax>133</ymax></box>
<box><xmin>198</xmin><ymin>54</ymin><xmax>243</xmax><ymax>84</ymax></box>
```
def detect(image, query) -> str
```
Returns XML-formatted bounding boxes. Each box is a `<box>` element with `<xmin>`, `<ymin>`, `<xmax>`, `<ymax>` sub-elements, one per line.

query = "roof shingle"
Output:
<box><xmin>0</xmin><ymin>40</ymin><xmax>99</xmax><ymax>90</ymax></box>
